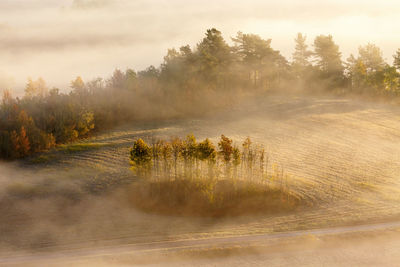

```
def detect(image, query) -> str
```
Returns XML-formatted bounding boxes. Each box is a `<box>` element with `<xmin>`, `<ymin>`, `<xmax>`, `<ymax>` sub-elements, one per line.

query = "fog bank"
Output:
<box><xmin>1</xmin><ymin>0</ymin><xmax>400</xmax><ymax>94</ymax></box>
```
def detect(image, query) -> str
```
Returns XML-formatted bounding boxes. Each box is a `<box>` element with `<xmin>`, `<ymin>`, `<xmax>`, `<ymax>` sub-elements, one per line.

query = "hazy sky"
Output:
<box><xmin>1</xmin><ymin>0</ymin><xmax>400</xmax><ymax>94</ymax></box>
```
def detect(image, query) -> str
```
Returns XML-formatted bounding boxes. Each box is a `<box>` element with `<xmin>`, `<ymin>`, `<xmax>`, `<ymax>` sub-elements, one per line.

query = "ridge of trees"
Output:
<box><xmin>2</xmin><ymin>28</ymin><xmax>400</xmax><ymax>159</ymax></box>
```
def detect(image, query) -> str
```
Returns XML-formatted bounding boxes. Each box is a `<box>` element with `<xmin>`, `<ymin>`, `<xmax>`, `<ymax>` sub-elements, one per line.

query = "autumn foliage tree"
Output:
<box><xmin>130</xmin><ymin>138</ymin><xmax>153</xmax><ymax>176</ymax></box>
<box><xmin>127</xmin><ymin>135</ymin><xmax>277</xmax><ymax>187</ymax></box>
<box><xmin>3</xmin><ymin>28</ymin><xmax>400</xmax><ymax>160</ymax></box>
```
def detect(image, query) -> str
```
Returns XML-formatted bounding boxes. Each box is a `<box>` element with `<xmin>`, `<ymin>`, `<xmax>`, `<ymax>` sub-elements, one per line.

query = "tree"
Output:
<box><xmin>292</xmin><ymin>33</ymin><xmax>312</xmax><ymax>69</ymax></box>
<box><xmin>108</xmin><ymin>69</ymin><xmax>126</xmax><ymax>89</ymax></box>
<box><xmin>383</xmin><ymin>65</ymin><xmax>399</xmax><ymax>94</ymax></box>
<box><xmin>36</xmin><ymin>77</ymin><xmax>47</xmax><ymax>98</ymax></box>
<box><xmin>1</xmin><ymin>89</ymin><xmax>15</xmax><ymax>119</ymax></box>
<box><xmin>1</xmin><ymin>89</ymin><xmax>13</xmax><ymax>107</ymax></box>
<box><xmin>160</xmin><ymin>141</ymin><xmax>172</xmax><ymax>178</ymax></box>
<box><xmin>232</xmin><ymin>32</ymin><xmax>277</xmax><ymax>88</ymax></box>
<box><xmin>181</xmin><ymin>134</ymin><xmax>197</xmax><ymax>177</ymax></box>
<box><xmin>25</xmin><ymin>77</ymin><xmax>48</xmax><ymax>98</ymax></box>
<box><xmin>232</xmin><ymin>32</ymin><xmax>289</xmax><ymax>90</ymax></box>
<box><xmin>125</xmin><ymin>69</ymin><xmax>137</xmax><ymax>90</ymax></box>
<box><xmin>313</xmin><ymin>35</ymin><xmax>344</xmax><ymax>88</ymax></box>
<box><xmin>138</xmin><ymin>65</ymin><xmax>160</xmax><ymax>79</ymax></box>
<box><xmin>18</xmin><ymin>126</ymin><xmax>30</xmax><ymax>157</ymax></box>
<box><xmin>76</xmin><ymin>111</ymin><xmax>95</xmax><ymax>136</ymax></box>
<box><xmin>160</xmin><ymin>48</ymin><xmax>187</xmax><ymax>85</ymax></box>
<box><xmin>10</xmin><ymin>130</ymin><xmax>20</xmax><ymax>158</ymax></box>
<box><xmin>171</xmin><ymin>137</ymin><xmax>183</xmax><ymax>178</ymax></box>
<box><xmin>0</xmin><ymin>131</ymin><xmax>12</xmax><ymax>158</ymax></box>
<box><xmin>10</xmin><ymin>126</ymin><xmax>30</xmax><ymax>158</ymax></box>
<box><xmin>394</xmin><ymin>49</ymin><xmax>400</xmax><ymax>71</ymax></box>
<box><xmin>232</xmin><ymin>32</ymin><xmax>274</xmax><ymax>66</ymax></box>
<box><xmin>218</xmin><ymin>135</ymin><xmax>233</xmax><ymax>163</ymax></box>
<box><xmin>182</xmin><ymin>134</ymin><xmax>197</xmax><ymax>159</ymax></box>
<box><xmin>232</xmin><ymin>146</ymin><xmax>241</xmax><ymax>178</ymax></box>
<box><xmin>350</xmin><ymin>43</ymin><xmax>387</xmax><ymax>93</ymax></box>
<box><xmin>71</xmin><ymin>76</ymin><xmax>86</xmax><ymax>95</ymax></box>
<box><xmin>138</xmin><ymin>65</ymin><xmax>160</xmax><ymax>91</ymax></box>
<box><xmin>292</xmin><ymin>33</ymin><xmax>313</xmax><ymax>82</ymax></box>
<box><xmin>197</xmin><ymin>138</ymin><xmax>216</xmax><ymax>163</ymax></box>
<box><xmin>130</xmin><ymin>139</ymin><xmax>152</xmax><ymax>176</ymax></box>
<box><xmin>197</xmin><ymin>28</ymin><xmax>232</xmax><ymax>85</ymax></box>
<box><xmin>346</xmin><ymin>54</ymin><xmax>367</xmax><ymax>93</ymax></box>
<box><xmin>218</xmin><ymin>135</ymin><xmax>234</xmax><ymax>178</ymax></box>
<box><xmin>358</xmin><ymin>43</ymin><xmax>385</xmax><ymax>74</ymax></box>
<box><xmin>86</xmin><ymin>77</ymin><xmax>104</xmax><ymax>93</ymax></box>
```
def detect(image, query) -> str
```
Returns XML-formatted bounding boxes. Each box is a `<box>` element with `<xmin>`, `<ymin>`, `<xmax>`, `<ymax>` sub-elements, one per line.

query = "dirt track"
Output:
<box><xmin>2</xmin><ymin>219</ymin><xmax>400</xmax><ymax>266</ymax></box>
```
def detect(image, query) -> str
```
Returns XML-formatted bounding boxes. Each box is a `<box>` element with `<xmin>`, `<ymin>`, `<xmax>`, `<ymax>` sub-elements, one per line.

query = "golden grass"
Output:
<box><xmin>29</xmin><ymin>154</ymin><xmax>53</xmax><ymax>164</ymax></box>
<box><xmin>57</xmin><ymin>142</ymin><xmax>110</xmax><ymax>153</ymax></box>
<box><xmin>127</xmin><ymin>178</ymin><xmax>307</xmax><ymax>217</ymax></box>
<box><xmin>6</xmin><ymin>183</ymin><xmax>50</xmax><ymax>199</ymax></box>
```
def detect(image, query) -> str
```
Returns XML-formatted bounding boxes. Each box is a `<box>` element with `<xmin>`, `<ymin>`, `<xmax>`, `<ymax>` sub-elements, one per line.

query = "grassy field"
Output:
<box><xmin>129</xmin><ymin>179</ymin><xmax>305</xmax><ymax>217</ymax></box>
<box><xmin>2</xmin><ymin>94</ymin><xmax>400</xmax><ymax>252</ymax></box>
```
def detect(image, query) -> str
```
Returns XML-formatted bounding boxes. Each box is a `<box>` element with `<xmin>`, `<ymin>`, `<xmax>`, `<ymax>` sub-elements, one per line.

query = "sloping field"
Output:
<box><xmin>2</xmin><ymin>95</ymin><xmax>400</xmax><ymax>252</ymax></box>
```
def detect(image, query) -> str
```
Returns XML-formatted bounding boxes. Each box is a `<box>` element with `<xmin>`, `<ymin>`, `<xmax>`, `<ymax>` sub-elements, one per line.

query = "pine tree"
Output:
<box><xmin>313</xmin><ymin>35</ymin><xmax>344</xmax><ymax>88</ymax></box>
<box><xmin>292</xmin><ymin>33</ymin><xmax>311</xmax><ymax>68</ymax></box>
<box><xmin>393</xmin><ymin>49</ymin><xmax>400</xmax><ymax>71</ymax></box>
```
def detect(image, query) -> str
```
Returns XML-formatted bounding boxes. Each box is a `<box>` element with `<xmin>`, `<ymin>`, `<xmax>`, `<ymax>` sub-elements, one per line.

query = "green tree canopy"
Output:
<box><xmin>313</xmin><ymin>35</ymin><xmax>344</xmax><ymax>88</ymax></box>
<box><xmin>358</xmin><ymin>43</ymin><xmax>386</xmax><ymax>74</ymax></box>
<box><xmin>393</xmin><ymin>49</ymin><xmax>400</xmax><ymax>71</ymax></box>
<box><xmin>292</xmin><ymin>33</ymin><xmax>312</xmax><ymax>68</ymax></box>
<box><xmin>197</xmin><ymin>28</ymin><xmax>232</xmax><ymax>82</ymax></box>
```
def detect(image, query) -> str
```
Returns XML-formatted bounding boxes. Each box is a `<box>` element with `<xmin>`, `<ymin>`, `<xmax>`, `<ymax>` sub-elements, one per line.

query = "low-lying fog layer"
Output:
<box><xmin>4</xmin><ymin>220</ymin><xmax>400</xmax><ymax>266</ymax></box>
<box><xmin>1</xmin><ymin>0</ymin><xmax>400</xmax><ymax>93</ymax></box>
<box><xmin>1</xmin><ymin>95</ymin><xmax>400</xmax><ymax>257</ymax></box>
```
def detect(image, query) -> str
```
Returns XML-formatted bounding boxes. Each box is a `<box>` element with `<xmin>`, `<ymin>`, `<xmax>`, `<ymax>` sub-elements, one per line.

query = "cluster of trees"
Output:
<box><xmin>160</xmin><ymin>29</ymin><xmax>290</xmax><ymax>93</ymax></box>
<box><xmin>0</xmin><ymin>82</ymin><xmax>94</xmax><ymax>158</ymax></box>
<box><xmin>129</xmin><ymin>135</ymin><xmax>280</xmax><ymax>184</ymax></box>
<box><xmin>0</xmin><ymin>69</ymin><xmax>168</xmax><ymax>159</ymax></box>
<box><xmin>292</xmin><ymin>33</ymin><xmax>400</xmax><ymax>94</ymax></box>
<box><xmin>346</xmin><ymin>44</ymin><xmax>400</xmax><ymax>94</ymax></box>
<box><xmin>2</xmin><ymin>28</ymin><xmax>400</xmax><ymax>159</ymax></box>
<box><xmin>160</xmin><ymin>29</ymin><xmax>400</xmax><ymax>94</ymax></box>
<box><xmin>130</xmin><ymin>135</ymin><xmax>301</xmax><ymax>217</ymax></box>
<box><xmin>130</xmin><ymin>135</ymin><xmax>217</xmax><ymax>178</ymax></box>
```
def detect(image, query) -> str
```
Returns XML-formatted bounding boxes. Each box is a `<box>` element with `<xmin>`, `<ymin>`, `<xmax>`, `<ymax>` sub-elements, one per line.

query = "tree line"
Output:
<box><xmin>129</xmin><ymin>135</ymin><xmax>301</xmax><ymax>217</ymax></box>
<box><xmin>2</xmin><ymin>28</ymin><xmax>400</xmax><ymax>159</ymax></box>
<box><xmin>130</xmin><ymin>134</ymin><xmax>285</xmax><ymax>186</ymax></box>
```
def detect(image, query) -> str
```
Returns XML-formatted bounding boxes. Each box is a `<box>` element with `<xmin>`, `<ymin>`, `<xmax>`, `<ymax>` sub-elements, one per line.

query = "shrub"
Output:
<box><xmin>130</xmin><ymin>138</ymin><xmax>153</xmax><ymax>176</ymax></box>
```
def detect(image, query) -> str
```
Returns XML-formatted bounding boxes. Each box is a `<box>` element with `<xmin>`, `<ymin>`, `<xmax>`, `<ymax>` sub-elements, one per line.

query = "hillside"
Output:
<box><xmin>2</xmin><ymin>94</ymin><xmax>400</xmax><ymax>253</ymax></box>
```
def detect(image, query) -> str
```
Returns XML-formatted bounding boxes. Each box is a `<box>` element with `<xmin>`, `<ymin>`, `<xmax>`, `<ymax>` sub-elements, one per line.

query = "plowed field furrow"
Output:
<box><xmin>13</xmin><ymin>95</ymin><xmax>400</xmax><ymax>247</ymax></box>
<box><xmin>56</xmin><ymin>96</ymin><xmax>400</xmax><ymax>204</ymax></box>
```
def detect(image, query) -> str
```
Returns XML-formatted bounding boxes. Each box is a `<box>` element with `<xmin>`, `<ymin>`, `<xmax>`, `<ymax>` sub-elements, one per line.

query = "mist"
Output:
<box><xmin>2</xmin><ymin>0</ymin><xmax>400</xmax><ymax>265</ymax></box>
<box><xmin>1</xmin><ymin>0</ymin><xmax>400</xmax><ymax>94</ymax></box>
<box><xmin>2</xmin><ymin>94</ymin><xmax>400</xmax><ymax>265</ymax></box>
